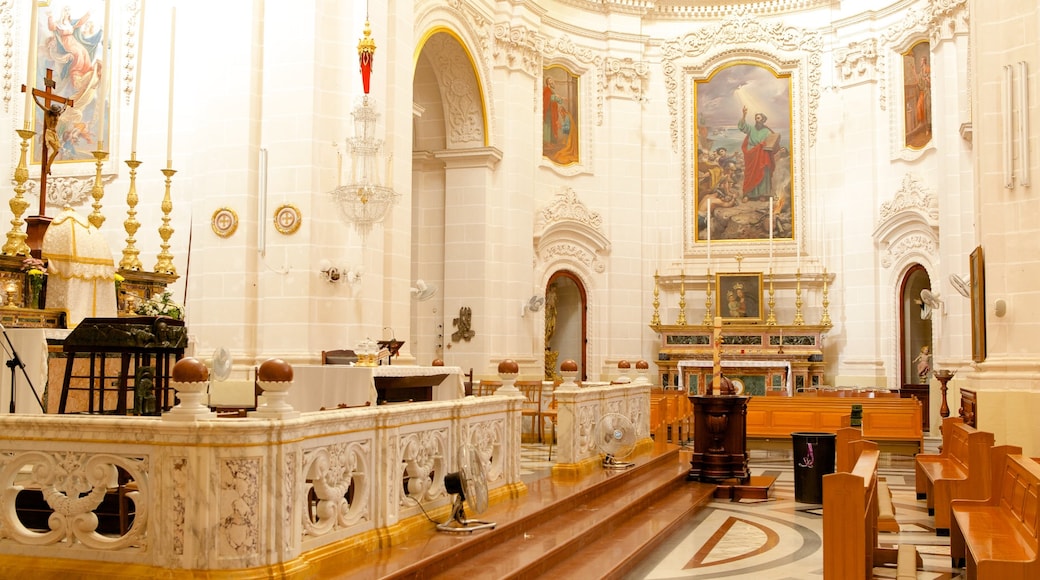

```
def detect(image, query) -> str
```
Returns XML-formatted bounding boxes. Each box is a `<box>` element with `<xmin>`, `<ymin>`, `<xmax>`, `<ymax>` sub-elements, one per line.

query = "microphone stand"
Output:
<box><xmin>0</xmin><ymin>324</ymin><xmax>45</xmax><ymax>413</ymax></box>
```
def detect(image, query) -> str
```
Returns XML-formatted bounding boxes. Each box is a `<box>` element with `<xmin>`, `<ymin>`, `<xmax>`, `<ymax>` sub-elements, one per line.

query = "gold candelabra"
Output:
<box><xmin>3</xmin><ymin>128</ymin><xmax>36</xmax><ymax>256</ymax></box>
<box><xmin>766</xmin><ymin>268</ymin><xmax>777</xmax><ymax>325</ymax></box>
<box><xmin>650</xmin><ymin>270</ymin><xmax>661</xmax><ymax>327</ymax></box>
<box><xmin>820</xmin><ymin>268</ymin><xmax>832</xmax><ymax>327</ymax></box>
<box><xmin>793</xmin><ymin>269</ymin><xmax>805</xmax><ymax>325</ymax></box>
<box><xmin>154</xmin><ymin>167</ymin><xmax>177</xmax><ymax>274</ymax></box>
<box><xmin>87</xmin><ymin>148</ymin><xmax>108</xmax><ymax>229</ymax></box>
<box><xmin>677</xmin><ymin>270</ymin><xmax>687</xmax><ymax>326</ymax></box>
<box><xmin>120</xmin><ymin>155</ymin><xmax>143</xmax><ymax>271</ymax></box>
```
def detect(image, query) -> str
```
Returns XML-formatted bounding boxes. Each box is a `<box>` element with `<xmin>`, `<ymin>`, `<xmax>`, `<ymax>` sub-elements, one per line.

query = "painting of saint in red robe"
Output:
<box><xmin>903</xmin><ymin>41</ymin><xmax>931</xmax><ymax>149</ymax></box>
<box><xmin>543</xmin><ymin>66</ymin><xmax>579</xmax><ymax>166</ymax></box>
<box><xmin>694</xmin><ymin>63</ymin><xmax>793</xmax><ymax>243</ymax></box>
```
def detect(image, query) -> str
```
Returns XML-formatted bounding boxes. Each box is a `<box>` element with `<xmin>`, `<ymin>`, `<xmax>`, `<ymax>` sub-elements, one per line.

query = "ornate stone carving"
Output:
<box><xmin>874</xmin><ymin>174</ymin><xmax>940</xmax><ymax>269</ymax></box>
<box><xmin>834</xmin><ymin>39</ymin><xmax>878</xmax><ymax>87</ymax></box>
<box><xmin>881</xmin><ymin>233</ymin><xmax>937</xmax><ymax>269</ymax></box>
<box><xmin>302</xmin><ymin>442</ymin><xmax>371</xmax><ymax>538</ymax></box>
<box><xmin>424</xmin><ymin>34</ymin><xmax>485</xmax><ymax>147</ymax></box>
<box><xmin>535</xmin><ymin>188</ymin><xmax>610</xmax><ymax>276</ymax></box>
<box><xmin>603</xmin><ymin>56</ymin><xmax>650</xmax><ymax>101</ymax></box>
<box><xmin>537</xmin><ymin>187</ymin><xmax>603</xmax><ymax>231</ymax></box>
<box><xmin>879</xmin><ymin>174</ymin><xmax>938</xmax><ymax>224</ymax></box>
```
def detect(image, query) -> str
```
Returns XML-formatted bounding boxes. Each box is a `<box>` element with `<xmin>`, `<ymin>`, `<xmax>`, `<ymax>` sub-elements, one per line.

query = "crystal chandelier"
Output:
<box><xmin>331</xmin><ymin>20</ymin><xmax>398</xmax><ymax>240</ymax></box>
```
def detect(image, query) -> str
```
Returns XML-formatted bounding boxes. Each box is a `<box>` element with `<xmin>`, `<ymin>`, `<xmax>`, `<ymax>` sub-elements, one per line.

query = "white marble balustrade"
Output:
<box><xmin>553</xmin><ymin>382</ymin><xmax>652</xmax><ymax>466</ymax></box>
<box><xmin>0</xmin><ymin>395</ymin><xmax>520</xmax><ymax>571</ymax></box>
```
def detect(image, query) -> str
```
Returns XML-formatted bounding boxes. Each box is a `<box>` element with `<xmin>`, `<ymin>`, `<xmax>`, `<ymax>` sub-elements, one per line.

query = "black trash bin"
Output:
<box><xmin>791</xmin><ymin>432</ymin><xmax>836</xmax><ymax>504</ymax></box>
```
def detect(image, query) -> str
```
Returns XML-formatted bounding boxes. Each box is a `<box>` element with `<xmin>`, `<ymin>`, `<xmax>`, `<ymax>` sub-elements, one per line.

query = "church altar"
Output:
<box><xmin>653</xmin><ymin>323</ymin><xmax>828</xmax><ymax>394</ymax></box>
<box><xmin>287</xmin><ymin>364</ymin><xmax>464</xmax><ymax>410</ymax></box>
<box><xmin>677</xmin><ymin>359</ymin><xmax>792</xmax><ymax>396</ymax></box>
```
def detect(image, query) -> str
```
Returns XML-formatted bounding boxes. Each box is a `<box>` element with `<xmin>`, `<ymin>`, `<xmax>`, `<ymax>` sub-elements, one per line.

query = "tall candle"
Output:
<box><xmin>166</xmin><ymin>6</ymin><xmax>175</xmax><ymax>166</ymax></box>
<box><xmin>706</xmin><ymin>198</ymin><xmax>712</xmax><ymax>265</ymax></box>
<box><xmin>23</xmin><ymin>1</ymin><xmax>39</xmax><ymax>125</ymax></box>
<box><xmin>796</xmin><ymin>230</ymin><xmax>801</xmax><ymax>270</ymax></box>
<box><xmin>94</xmin><ymin>0</ymin><xmax>111</xmax><ymax>148</ymax></box>
<box><xmin>131</xmin><ymin>0</ymin><xmax>146</xmax><ymax>152</ymax></box>
<box><xmin>768</xmin><ymin>197</ymin><xmax>774</xmax><ymax>269</ymax></box>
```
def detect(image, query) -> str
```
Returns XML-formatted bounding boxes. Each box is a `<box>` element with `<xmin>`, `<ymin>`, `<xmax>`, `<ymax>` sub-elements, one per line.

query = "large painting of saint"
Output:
<box><xmin>694</xmin><ymin>63</ymin><xmax>792</xmax><ymax>243</ymax></box>
<box><xmin>28</xmin><ymin>0</ymin><xmax>110</xmax><ymax>168</ymax></box>
<box><xmin>903</xmin><ymin>41</ymin><xmax>931</xmax><ymax>149</ymax></box>
<box><xmin>543</xmin><ymin>66</ymin><xmax>579</xmax><ymax>166</ymax></box>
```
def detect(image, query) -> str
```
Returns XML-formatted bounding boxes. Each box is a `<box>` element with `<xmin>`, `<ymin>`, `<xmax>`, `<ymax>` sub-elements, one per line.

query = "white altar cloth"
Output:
<box><xmin>677</xmin><ymin>359</ymin><xmax>792</xmax><ymax>395</ymax></box>
<box><xmin>286</xmin><ymin>365</ymin><xmax>464</xmax><ymax>411</ymax></box>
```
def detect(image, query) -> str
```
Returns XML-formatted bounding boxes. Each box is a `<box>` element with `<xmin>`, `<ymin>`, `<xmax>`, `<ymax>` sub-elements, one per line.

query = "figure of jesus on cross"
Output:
<box><xmin>22</xmin><ymin>68</ymin><xmax>74</xmax><ymax>216</ymax></box>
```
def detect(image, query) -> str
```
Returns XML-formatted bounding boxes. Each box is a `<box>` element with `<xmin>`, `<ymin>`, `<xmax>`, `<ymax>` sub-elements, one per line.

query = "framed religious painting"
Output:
<box><xmin>970</xmin><ymin>245</ymin><xmax>986</xmax><ymax>363</ymax></box>
<box><xmin>902</xmin><ymin>41</ymin><xmax>932</xmax><ymax>149</ymax></box>
<box><xmin>694</xmin><ymin>62</ymin><xmax>793</xmax><ymax>244</ymax></box>
<box><xmin>715</xmin><ymin>272</ymin><xmax>763</xmax><ymax>323</ymax></box>
<box><xmin>542</xmin><ymin>65</ymin><xmax>580</xmax><ymax>166</ymax></box>
<box><xmin>26</xmin><ymin>0</ymin><xmax>112</xmax><ymax>170</ymax></box>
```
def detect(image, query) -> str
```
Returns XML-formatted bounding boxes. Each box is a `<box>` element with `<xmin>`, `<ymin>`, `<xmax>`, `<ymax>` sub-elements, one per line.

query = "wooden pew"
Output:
<box><xmin>914</xmin><ymin>416</ymin><xmax>995</xmax><ymax>535</ymax></box>
<box><xmin>836</xmin><ymin>427</ymin><xmax>899</xmax><ymax>533</ymax></box>
<box><xmin>950</xmin><ymin>446</ymin><xmax>1038</xmax><ymax>579</ymax></box>
<box><xmin>823</xmin><ymin>441</ymin><xmax>920</xmax><ymax>579</ymax></box>
<box><xmin>746</xmin><ymin>396</ymin><xmax>923</xmax><ymax>452</ymax></box>
<box><xmin>649</xmin><ymin>389</ymin><xmax>692</xmax><ymax>444</ymax></box>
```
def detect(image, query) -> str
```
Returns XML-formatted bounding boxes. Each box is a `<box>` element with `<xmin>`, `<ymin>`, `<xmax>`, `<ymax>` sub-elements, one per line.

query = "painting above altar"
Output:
<box><xmin>694</xmin><ymin>62</ymin><xmax>793</xmax><ymax>244</ymax></box>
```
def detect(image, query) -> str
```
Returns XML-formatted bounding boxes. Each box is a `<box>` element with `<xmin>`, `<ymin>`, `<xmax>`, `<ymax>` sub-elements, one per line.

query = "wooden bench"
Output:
<box><xmin>746</xmin><ymin>396</ymin><xmax>923</xmax><ymax>452</ymax></box>
<box><xmin>823</xmin><ymin>442</ymin><xmax>920</xmax><ymax>579</ymax></box>
<box><xmin>649</xmin><ymin>389</ymin><xmax>692</xmax><ymax>444</ymax></box>
<box><xmin>950</xmin><ymin>446</ymin><xmax>1038</xmax><ymax>579</ymax></box>
<box><xmin>914</xmin><ymin>416</ymin><xmax>995</xmax><ymax>535</ymax></box>
<box><xmin>836</xmin><ymin>427</ymin><xmax>899</xmax><ymax>533</ymax></box>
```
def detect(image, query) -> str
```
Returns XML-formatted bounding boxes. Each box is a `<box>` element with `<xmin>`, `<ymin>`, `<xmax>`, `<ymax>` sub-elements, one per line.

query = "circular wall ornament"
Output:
<box><xmin>211</xmin><ymin>207</ymin><xmax>239</xmax><ymax>238</ymax></box>
<box><xmin>274</xmin><ymin>204</ymin><xmax>302</xmax><ymax>235</ymax></box>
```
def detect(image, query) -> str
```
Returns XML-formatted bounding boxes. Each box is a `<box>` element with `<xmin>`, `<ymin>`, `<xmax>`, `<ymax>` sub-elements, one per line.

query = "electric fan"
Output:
<box><xmin>920</xmin><ymin>289</ymin><xmax>943</xmax><ymax>319</ymax></box>
<box><xmin>596</xmin><ymin>413</ymin><xmax>637</xmax><ymax>469</ymax></box>
<box><xmin>211</xmin><ymin>346</ymin><xmax>233</xmax><ymax>381</ymax></box>
<box><xmin>436</xmin><ymin>444</ymin><xmax>496</xmax><ymax>533</ymax></box>
<box><xmin>949</xmin><ymin>274</ymin><xmax>970</xmax><ymax>298</ymax></box>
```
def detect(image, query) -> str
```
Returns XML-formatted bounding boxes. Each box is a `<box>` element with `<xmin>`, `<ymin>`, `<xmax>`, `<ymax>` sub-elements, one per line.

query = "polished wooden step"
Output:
<box><xmin>329</xmin><ymin>443</ymin><xmax>715</xmax><ymax>579</ymax></box>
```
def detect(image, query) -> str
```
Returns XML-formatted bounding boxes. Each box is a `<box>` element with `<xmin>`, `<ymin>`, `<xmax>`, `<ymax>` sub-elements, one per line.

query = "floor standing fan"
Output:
<box><xmin>596</xmin><ymin>413</ymin><xmax>637</xmax><ymax>469</ymax></box>
<box><xmin>437</xmin><ymin>444</ymin><xmax>496</xmax><ymax>533</ymax></box>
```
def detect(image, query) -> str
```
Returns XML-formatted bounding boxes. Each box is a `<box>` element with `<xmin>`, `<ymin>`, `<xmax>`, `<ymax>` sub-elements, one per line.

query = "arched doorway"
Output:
<box><xmin>545</xmin><ymin>271</ymin><xmax>587</xmax><ymax>382</ymax></box>
<box><xmin>899</xmin><ymin>264</ymin><xmax>933</xmax><ymax>431</ymax></box>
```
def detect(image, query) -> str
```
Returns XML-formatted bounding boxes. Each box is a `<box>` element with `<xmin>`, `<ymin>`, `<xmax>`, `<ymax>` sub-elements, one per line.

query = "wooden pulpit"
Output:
<box><xmin>686</xmin><ymin>395</ymin><xmax>750</xmax><ymax>483</ymax></box>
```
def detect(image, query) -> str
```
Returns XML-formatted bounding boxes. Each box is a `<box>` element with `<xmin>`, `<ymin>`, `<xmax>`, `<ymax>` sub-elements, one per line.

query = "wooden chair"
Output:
<box><xmin>544</xmin><ymin>392</ymin><xmax>558</xmax><ymax>459</ymax></box>
<box><xmin>472</xmin><ymin>380</ymin><xmax>501</xmax><ymax>396</ymax></box>
<box><xmin>515</xmin><ymin>381</ymin><xmax>544</xmax><ymax>443</ymax></box>
<box><xmin>321</xmin><ymin>349</ymin><xmax>357</xmax><ymax>365</ymax></box>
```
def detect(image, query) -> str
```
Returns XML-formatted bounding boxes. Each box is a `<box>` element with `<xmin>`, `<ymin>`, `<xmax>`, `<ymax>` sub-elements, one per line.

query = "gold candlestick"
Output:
<box><xmin>120</xmin><ymin>155</ymin><xmax>143</xmax><ymax>271</ymax></box>
<box><xmin>3</xmin><ymin>128</ymin><xmax>36</xmax><ymax>256</ymax></box>
<box><xmin>87</xmin><ymin>149</ymin><xmax>109</xmax><ymax>229</ymax></box>
<box><xmin>650</xmin><ymin>270</ymin><xmax>661</xmax><ymax>327</ymax></box>
<box><xmin>766</xmin><ymin>268</ymin><xmax>777</xmax><ymax>325</ymax></box>
<box><xmin>820</xmin><ymin>268</ymin><xmax>832</xmax><ymax>327</ymax></box>
<box><xmin>793</xmin><ymin>269</ymin><xmax>805</xmax><ymax>325</ymax></box>
<box><xmin>677</xmin><ymin>270</ymin><xmax>687</xmax><ymax>326</ymax></box>
<box><xmin>154</xmin><ymin>167</ymin><xmax>177</xmax><ymax>274</ymax></box>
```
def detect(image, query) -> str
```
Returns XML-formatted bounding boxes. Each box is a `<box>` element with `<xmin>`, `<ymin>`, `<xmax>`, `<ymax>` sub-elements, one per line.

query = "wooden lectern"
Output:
<box><xmin>686</xmin><ymin>395</ymin><xmax>750</xmax><ymax>483</ymax></box>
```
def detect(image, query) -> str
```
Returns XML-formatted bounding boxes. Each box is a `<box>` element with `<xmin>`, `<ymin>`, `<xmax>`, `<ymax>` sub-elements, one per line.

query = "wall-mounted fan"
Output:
<box><xmin>211</xmin><ymin>346</ymin><xmax>233</xmax><ymax>381</ymax></box>
<box><xmin>521</xmin><ymin>295</ymin><xmax>545</xmax><ymax>317</ymax></box>
<box><xmin>920</xmin><ymin>289</ymin><xmax>943</xmax><ymax>319</ymax></box>
<box><xmin>410</xmin><ymin>279</ymin><xmax>437</xmax><ymax>301</ymax></box>
<box><xmin>596</xmin><ymin>413</ymin><xmax>637</xmax><ymax>469</ymax></box>
<box><xmin>949</xmin><ymin>274</ymin><xmax>970</xmax><ymax>298</ymax></box>
<box><xmin>436</xmin><ymin>444</ymin><xmax>495</xmax><ymax>533</ymax></box>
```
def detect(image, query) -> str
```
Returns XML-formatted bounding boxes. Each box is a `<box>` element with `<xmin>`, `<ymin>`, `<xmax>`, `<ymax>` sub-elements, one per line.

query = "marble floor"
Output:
<box><xmin>520</xmin><ymin>438</ymin><xmax>965</xmax><ymax>579</ymax></box>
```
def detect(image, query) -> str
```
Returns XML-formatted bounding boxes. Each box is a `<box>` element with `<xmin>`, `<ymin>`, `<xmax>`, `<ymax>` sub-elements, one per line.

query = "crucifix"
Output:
<box><xmin>22</xmin><ymin>68</ymin><xmax>75</xmax><ymax>216</ymax></box>
<box><xmin>20</xmin><ymin>68</ymin><xmax>74</xmax><ymax>256</ymax></box>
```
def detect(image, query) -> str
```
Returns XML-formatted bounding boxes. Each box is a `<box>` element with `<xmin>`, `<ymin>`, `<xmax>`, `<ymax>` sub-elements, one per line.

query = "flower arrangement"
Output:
<box><xmin>114</xmin><ymin>273</ymin><xmax>125</xmax><ymax>293</ymax></box>
<box><xmin>134</xmin><ymin>290</ymin><xmax>184</xmax><ymax>320</ymax></box>
<box><xmin>21</xmin><ymin>256</ymin><xmax>46</xmax><ymax>309</ymax></box>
